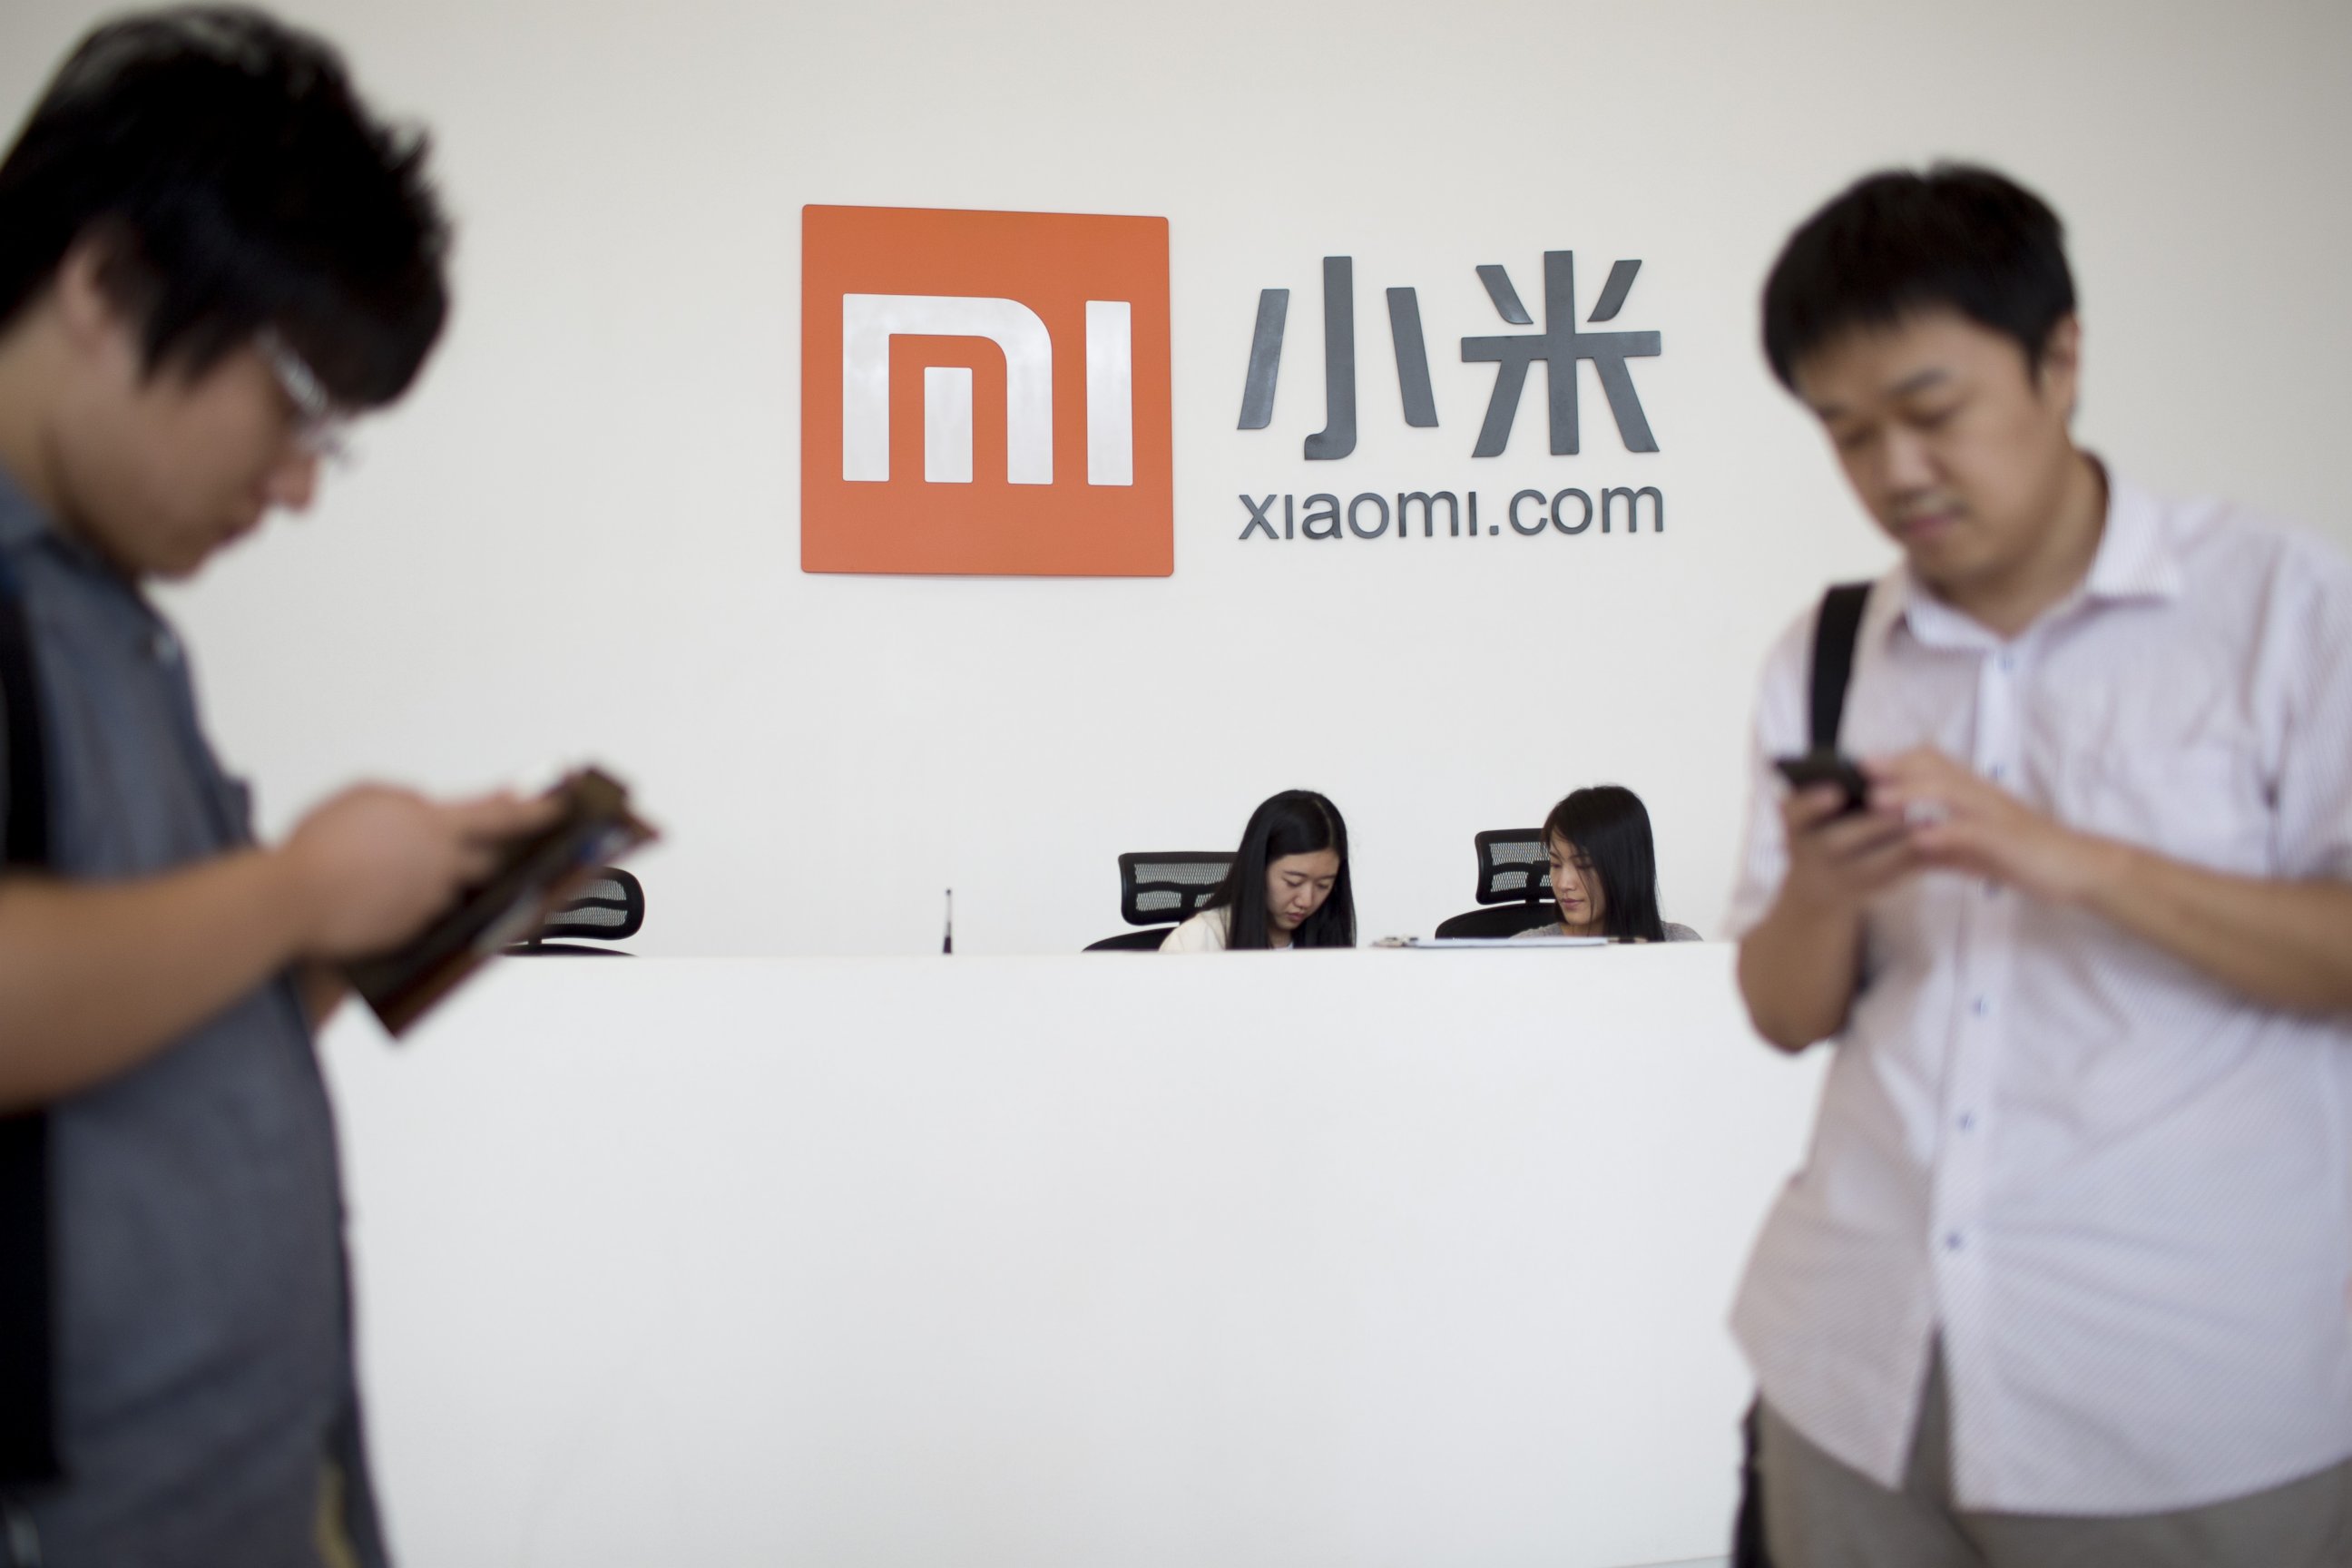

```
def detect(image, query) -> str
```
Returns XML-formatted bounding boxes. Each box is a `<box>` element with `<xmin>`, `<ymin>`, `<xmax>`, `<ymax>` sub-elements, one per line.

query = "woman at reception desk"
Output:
<box><xmin>1161</xmin><ymin>790</ymin><xmax>1355</xmax><ymax>951</ymax></box>
<box><xmin>1515</xmin><ymin>785</ymin><xmax>1702</xmax><ymax>942</ymax></box>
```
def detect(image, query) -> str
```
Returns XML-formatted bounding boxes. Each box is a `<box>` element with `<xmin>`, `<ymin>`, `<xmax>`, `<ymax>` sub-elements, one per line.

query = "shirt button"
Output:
<box><xmin>1998</xmin><ymin>652</ymin><xmax>2016</xmax><ymax>674</ymax></box>
<box><xmin>1945</xmin><ymin>1231</ymin><xmax>1966</xmax><ymax>1251</ymax></box>
<box><xmin>1971</xmin><ymin>995</ymin><xmax>1991</xmax><ymax>1018</ymax></box>
<box><xmin>1983</xmin><ymin>880</ymin><xmax>2002</xmax><ymax>898</ymax></box>
<box><xmin>1956</xmin><ymin>1112</ymin><xmax>1976</xmax><ymax>1132</ymax></box>
<box><xmin>1987</xmin><ymin>762</ymin><xmax>2007</xmax><ymax>783</ymax></box>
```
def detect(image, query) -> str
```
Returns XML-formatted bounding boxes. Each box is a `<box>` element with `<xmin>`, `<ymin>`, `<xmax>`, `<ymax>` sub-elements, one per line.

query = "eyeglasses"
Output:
<box><xmin>256</xmin><ymin>329</ymin><xmax>354</xmax><ymax>467</ymax></box>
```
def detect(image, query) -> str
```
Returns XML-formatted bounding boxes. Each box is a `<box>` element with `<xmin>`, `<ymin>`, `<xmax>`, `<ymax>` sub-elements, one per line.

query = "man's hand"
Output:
<box><xmin>277</xmin><ymin>787</ymin><xmax>559</xmax><ymax>960</ymax></box>
<box><xmin>1738</xmin><ymin>783</ymin><xmax>1920</xmax><ymax>1051</ymax></box>
<box><xmin>1841</xmin><ymin>747</ymin><xmax>2350</xmax><ymax>1014</ymax></box>
<box><xmin>0</xmin><ymin>782</ymin><xmax>563</xmax><ymax>1106</ymax></box>
<box><xmin>1864</xmin><ymin>748</ymin><xmax>2125</xmax><ymax>906</ymax></box>
<box><xmin>1778</xmin><ymin>781</ymin><xmax>1921</xmax><ymax>917</ymax></box>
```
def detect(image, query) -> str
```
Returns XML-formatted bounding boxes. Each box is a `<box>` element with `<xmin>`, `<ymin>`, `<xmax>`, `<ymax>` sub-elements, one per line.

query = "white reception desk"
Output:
<box><xmin>320</xmin><ymin>946</ymin><xmax>1826</xmax><ymax>1568</ymax></box>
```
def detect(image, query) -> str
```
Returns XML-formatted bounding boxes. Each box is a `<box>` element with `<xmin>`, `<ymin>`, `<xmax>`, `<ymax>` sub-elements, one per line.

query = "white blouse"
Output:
<box><xmin>1160</xmin><ymin>906</ymin><xmax>1298</xmax><ymax>952</ymax></box>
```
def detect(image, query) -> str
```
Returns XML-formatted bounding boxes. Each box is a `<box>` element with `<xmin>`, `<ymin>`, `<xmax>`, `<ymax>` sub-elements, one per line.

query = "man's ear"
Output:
<box><xmin>2035</xmin><ymin>314</ymin><xmax>2082</xmax><ymax>420</ymax></box>
<box><xmin>52</xmin><ymin>233</ymin><xmax>142</xmax><ymax>366</ymax></box>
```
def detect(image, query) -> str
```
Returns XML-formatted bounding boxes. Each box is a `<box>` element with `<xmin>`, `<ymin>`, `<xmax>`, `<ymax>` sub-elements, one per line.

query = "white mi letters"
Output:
<box><xmin>1083</xmin><ymin>300</ymin><xmax>1132</xmax><ymax>487</ymax></box>
<box><xmin>839</xmin><ymin>293</ymin><xmax>1133</xmax><ymax>487</ymax></box>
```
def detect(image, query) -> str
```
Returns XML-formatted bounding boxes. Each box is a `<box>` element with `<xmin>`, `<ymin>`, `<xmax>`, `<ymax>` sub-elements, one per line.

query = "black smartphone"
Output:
<box><xmin>1773</xmin><ymin>750</ymin><xmax>1871</xmax><ymax>817</ymax></box>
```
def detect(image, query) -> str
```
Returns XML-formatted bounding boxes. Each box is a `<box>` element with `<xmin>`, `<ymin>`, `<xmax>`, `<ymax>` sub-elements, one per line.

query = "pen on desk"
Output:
<box><xmin>943</xmin><ymin>888</ymin><xmax>954</xmax><ymax>955</ymax></box>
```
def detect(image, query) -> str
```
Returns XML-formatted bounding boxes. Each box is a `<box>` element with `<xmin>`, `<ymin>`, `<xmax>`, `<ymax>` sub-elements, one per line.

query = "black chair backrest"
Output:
<box><xmin>1424</xmin><ymin>827</ymin><xmax>1558</xmax><ymax>940</ymax></box>
<box><xmin>1474</xmin><ymin>828</ymin><xmax>1552</xmax><ymax>905</ymax></box>
<box><xmin>513</xmin><ymin>867</ymin><xmax>644</xmax><ymax>954</ymax></box>
<box><xmin>1433</xmin><ymin>904</ymin><xmax>1563</xmax><ymax>940</ymax></box>
<box><xmin>1117</xmin><ymin>850</ymin><xmax>1234</xmax><ymax>926</ymax></box>
<box><xmin>1084</xmin><ymin>928</ymin><xmax>1175</xmax><ymax>952</ymax></box>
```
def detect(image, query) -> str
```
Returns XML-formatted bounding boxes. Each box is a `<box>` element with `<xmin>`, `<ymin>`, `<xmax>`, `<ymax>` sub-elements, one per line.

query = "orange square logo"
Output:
<box><xmin>800</xmin><ymin>206</ymin><xmax>1173</xmax><ymax>576</ymax></box>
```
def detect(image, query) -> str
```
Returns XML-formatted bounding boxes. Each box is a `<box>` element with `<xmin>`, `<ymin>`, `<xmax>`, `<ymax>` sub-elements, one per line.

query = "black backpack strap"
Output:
<box><xmin>1807</xmin><ymin>581</ymin><xmax>1874</xmax><ymax>755</ymax></box>
<box><xmin>0</xmin><ymin>568</ymin><xmax>44</xmax><ymax>867</ymax></box>
<box><xmin>0</xmin><ymin>556</ymin><xmax>60</xmax><ymax>1489</ymax></box>
<box><xmin>1730</xmin><ymin>1398</ymin><xmax>1773</xmax><ymax>1568</ymax></box>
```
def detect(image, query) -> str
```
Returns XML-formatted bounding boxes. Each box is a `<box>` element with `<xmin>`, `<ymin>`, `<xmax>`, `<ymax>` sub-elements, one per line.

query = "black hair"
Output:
<box><xmin>1761</xmin><ymin>163</ymin><xmax>2074</xmax><ymax>392</ymax></box>
<box><xmin>1205</xmin><ymin>790</ymin><xmax>1355</xmax><ymax>950</ymax></box>
<box><xmin>1543</xmin><ymin>785</ymin><xmax>1665</xmax><ymax>943</ymax></box>
<box><xmin>0</xmin><ymin>6</ymin><xmax>451</xmax><ymax>407</ymax></box>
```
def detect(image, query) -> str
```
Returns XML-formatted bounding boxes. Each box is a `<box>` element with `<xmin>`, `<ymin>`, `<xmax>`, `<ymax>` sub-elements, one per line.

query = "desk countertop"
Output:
<box><xmin>324</xmin><ymin>947</ymin><xmax>1820</xmax><ymax>1568</ymax></box>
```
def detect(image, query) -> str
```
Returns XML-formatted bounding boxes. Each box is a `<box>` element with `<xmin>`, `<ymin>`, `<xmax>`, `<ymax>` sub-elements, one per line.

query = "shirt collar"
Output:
<box><xmin>2078</xmin><ymin>472</ymin><xmax>2185</xmax><ymax>604</ymax></box>
<box><xmin>1880</xmin><ymin>462</ymin><xmax>2181</xmax><ymax>653</ymax></box>
<box><xmin>0</xmin><ymin>456</ymin><xmax>165</xmax><ymax>627</ymax></box>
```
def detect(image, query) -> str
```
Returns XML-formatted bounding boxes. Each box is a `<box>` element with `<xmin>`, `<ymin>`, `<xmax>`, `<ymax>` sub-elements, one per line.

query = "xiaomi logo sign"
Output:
<box><xmin>801</xmin><ymin>206</ymin><xmax>1172</xmax><ymax>576</ymax></box>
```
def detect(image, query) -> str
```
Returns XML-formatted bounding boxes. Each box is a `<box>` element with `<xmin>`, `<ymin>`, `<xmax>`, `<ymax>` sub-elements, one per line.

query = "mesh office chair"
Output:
<box><xmin>1084</xmin><ymin>850</ymin><xmax>1236</xmax><ymax>951</ymax></box>
<box><xmin>505</xmin><ymin>867</ymin><xmax>645</xmax><ymax>956</ymax></box>
<box><xmin>1431</xmin><ymin>829</ymin><xmax>1562</xmax><ymax>938</ymax></box>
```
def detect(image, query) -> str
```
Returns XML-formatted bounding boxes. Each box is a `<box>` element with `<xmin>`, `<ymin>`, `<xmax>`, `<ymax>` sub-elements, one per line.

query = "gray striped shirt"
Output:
<box><xmin>0</xmin><ymin>471</ymin><xmax>384</xmax><ymax>1566</ymax></box>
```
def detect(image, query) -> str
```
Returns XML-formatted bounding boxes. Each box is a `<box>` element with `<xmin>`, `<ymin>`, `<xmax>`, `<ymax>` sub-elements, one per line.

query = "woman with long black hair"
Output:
<box><xmin>1516</xmin><ymin>785</ymin><xmax>1700</xmax><ymax>942</ymax></box>
<box><xmin>1161</xmin><ymin>790</ymin><xmax>1356</xmax><ymax>951</ymax></box>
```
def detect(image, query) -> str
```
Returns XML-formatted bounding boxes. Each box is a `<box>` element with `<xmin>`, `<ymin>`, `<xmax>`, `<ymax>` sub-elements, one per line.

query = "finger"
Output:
<box><xmin>1860</xmin><ymin>750</ymin><xmax>1921</xmax><ymax>784</ymax></box>
<box><xmin>1809</xmin><ymin>808</ymin><xmax>1914</xmax><ymax>858</ymax></box>
<box><xmin>1864</xmin><ymin>747</ymin><xmax>1972</xmax><ymax>790</ymax></box>
<box><xmin>1822</xmin><ymin>831</ymin><xmax>1918</xmax><ymax>886</ymax></box>
<box><xmin>1780</xmin><ymin>784</ymin><xmax>1857</xmax><ymax>831</ymax></box>
<box><xmin>1911</xmin><ymin>817</ymin><xmax>2055</xmax><ymax>893</ymax></box>
<box><xmin>1873</xmin><ymin>760</ymin><xmax>2014</xmax><ymax>811</ymax></box>
<box><xmin>450</xmin><ymin>839</ymin><xmax>505</xmax><ymax>884</ymax></box>
<box><xmin>1906</xmin><ymin>817</ymin><xmax>2009</xmax><ymax>874</ymax></box>
<box><xmin>1886</xmin><ymin>763</ymin><xmax>2036</xmax><ymax>828</ymax></box>
<box><xmin>1867</xmin><ymin>781</ymin><xmax>1962</xmax><ymax>820</ymax></box>
<box><xmin>1844</xmin><ymin>835</ymin><xmax>1925</xmax><ymax>895</ymax></box>
<box><xmin>447</xmin><ymin>790</ymin><xmax>561</xmax><ymax>842</ymax></box>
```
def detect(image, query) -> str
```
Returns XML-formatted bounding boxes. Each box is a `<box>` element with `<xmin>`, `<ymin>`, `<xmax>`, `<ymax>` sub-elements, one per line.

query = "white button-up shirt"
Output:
<box><xmin>1726</xmin><ymin>474</ymin><xmax>2352</xmax><ymax>1514</ymax></box>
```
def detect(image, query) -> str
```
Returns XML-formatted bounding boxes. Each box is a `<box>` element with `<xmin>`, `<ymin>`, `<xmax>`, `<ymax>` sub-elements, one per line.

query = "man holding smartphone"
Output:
<box><xmin>1729</xmin><ymin>166</ymin><xmax>2352</xmax><ymax>1564</ymax></box>
<box><xmin>0</xmin><ymin>11</ymin><xmax>548</xmax><ymax>1565</ymax></box>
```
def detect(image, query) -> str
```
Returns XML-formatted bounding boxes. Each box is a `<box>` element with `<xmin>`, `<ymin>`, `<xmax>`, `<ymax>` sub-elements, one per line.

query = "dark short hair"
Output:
<box><xmin>0</xmin><ymin>6</ymin><xmax>450</xmax><ymax>407</ymax></box>
<box><xmin>1543</xmin><ymin>784</ymin><xmax>1664</xmax><ymax>943</ymax></box>
<box><xmin>1761</xmin><ymin>164</ymin><xmax>2073</xmax><ymax>391</ymax></box>
<box><xmin>1206</xmin><ymin>789</ymin><xmax>1356</xmax><ymax>950</ymax></box>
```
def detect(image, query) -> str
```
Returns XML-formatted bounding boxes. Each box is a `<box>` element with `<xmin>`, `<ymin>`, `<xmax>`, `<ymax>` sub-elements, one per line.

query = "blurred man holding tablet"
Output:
<box><xmin>0</xmin><ymin>11</ymin><xmax>547</xmax><ymax>1564</ymax></box>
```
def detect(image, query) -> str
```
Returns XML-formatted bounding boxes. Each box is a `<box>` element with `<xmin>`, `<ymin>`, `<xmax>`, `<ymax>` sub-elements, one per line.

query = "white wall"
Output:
<box><xmin>2</xmin><ymin>0</ymin><xmax>2347</xmax><ymax>956</ymax></box>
